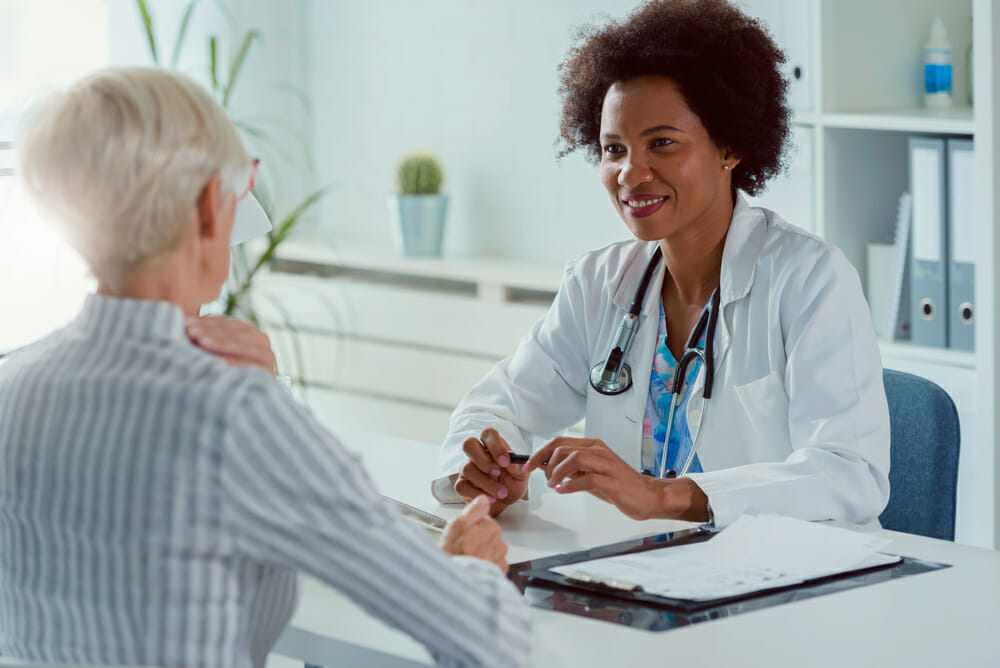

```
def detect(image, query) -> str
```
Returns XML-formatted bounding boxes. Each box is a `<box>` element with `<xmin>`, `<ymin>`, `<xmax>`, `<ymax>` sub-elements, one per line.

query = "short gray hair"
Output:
<box><xmin>17</xmin><ymin>67</ymin><xmax>251</xmax><ymax>289</ymax></box>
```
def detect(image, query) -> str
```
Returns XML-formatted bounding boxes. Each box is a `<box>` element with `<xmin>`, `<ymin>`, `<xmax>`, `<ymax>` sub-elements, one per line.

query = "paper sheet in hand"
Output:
<box><xmin>551</xmin><ymin>515</ymin><xmax>901</xmax><ymax>602</ymax></box>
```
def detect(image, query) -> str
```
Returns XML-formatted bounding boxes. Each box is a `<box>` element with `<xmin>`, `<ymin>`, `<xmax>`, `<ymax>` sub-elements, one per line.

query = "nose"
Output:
<box><xmin>618</xmin><ymin>152</ymin><xmax>654</xmax><ymax>188</ymax></box>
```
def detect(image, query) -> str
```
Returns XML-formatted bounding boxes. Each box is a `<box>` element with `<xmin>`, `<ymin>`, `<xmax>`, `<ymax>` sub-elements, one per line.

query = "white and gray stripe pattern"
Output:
<box><xmin>0</xmin><ymin>295</ymin><xmax>530</xmax><ymax>667</ymax></box>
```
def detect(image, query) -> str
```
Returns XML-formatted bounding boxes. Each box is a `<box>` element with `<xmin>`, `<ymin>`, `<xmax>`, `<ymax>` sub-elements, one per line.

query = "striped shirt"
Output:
<box><xmin>0</xmin><ymin>295</ymin><xmax>530</xmax><ymax>667</ymax></box>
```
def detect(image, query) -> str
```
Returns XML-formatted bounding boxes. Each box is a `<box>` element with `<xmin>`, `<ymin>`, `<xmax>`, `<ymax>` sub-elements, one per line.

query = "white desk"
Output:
<box><xmin>274</xmin><ymin>430</ymin><xmax>1000</xmax><ymax>667</ymax></box>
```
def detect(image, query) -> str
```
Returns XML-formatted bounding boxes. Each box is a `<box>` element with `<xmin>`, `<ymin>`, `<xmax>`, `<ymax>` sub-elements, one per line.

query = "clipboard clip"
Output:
<box><xmin>565</xmin><ymin>571</ymin><xmax>644</xmax><ymax>594</ymax></box>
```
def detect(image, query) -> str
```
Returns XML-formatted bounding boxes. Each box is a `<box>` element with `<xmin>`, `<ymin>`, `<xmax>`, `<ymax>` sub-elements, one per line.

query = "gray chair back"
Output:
<box><xmin>880</xmin><ymin>369</ymin><xmax>960</xmax><ymax>541</ymax></box>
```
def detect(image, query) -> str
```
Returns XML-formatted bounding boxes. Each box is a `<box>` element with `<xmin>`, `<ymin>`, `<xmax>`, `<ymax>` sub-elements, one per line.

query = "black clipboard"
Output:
<box><xmin>508</xmin><ymin>527</ymin><xmax>949</xmax><ymax>625</ymax></box>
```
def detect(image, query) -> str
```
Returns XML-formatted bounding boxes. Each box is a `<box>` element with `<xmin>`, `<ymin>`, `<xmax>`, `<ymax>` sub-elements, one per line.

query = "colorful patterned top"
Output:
<box><xmin>641</xmin><ymin>300</ymin><xmax>709</xmax><ymax>477</ymax></box>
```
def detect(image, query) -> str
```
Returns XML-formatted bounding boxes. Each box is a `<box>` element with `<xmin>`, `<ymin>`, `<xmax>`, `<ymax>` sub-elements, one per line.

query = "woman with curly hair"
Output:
<box><xmin>436</xmin><ymin>0</ymin><xmax>890</xmax><ymax>529</ymax></box>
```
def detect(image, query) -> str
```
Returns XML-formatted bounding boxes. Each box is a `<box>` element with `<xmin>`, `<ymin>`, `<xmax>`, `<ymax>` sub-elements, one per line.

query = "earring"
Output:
<box><xmin>723</xmin><ymin>164</ymin><xmax>730</xmax><ymax>171</ymax></box>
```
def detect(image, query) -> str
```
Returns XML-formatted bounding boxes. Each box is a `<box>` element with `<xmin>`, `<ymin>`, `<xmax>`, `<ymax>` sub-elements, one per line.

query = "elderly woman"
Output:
<box><xmin>0</xmin><ymin>67</ymin><xmax>529</xmax><ymax>667</ymax></box>
<box><xmin>436</xmin><ymin>0</ymin><xmax>890</xmax><ymax>529</ymax></box>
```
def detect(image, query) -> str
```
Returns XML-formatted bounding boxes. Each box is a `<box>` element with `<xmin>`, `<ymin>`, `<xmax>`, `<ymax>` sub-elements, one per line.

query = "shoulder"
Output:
<box><xmin>754</xmin><ymin>206</ymin><xmax>856</xmax><ymax>283</ymax></box>
<box><xmin>562</xmin><ymin>237</ymin><xmax>655</xmax><ymax>295</ymax></box>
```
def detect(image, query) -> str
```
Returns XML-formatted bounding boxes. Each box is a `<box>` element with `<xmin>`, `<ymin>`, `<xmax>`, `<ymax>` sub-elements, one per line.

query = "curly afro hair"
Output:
<box><xmin>557</xmin><ymin>0</ymin><xmax>790</xmax><ymax>196</ymax></box>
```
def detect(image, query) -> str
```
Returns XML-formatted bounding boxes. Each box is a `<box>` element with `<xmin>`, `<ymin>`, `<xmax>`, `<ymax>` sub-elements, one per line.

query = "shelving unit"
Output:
<box><xmin>750</xmin><ymin>0</ymin><xmax>997</xmax><ymax>547</ymax></box>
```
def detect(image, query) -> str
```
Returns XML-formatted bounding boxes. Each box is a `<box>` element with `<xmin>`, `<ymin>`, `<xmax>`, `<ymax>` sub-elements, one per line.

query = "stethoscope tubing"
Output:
<box><xmin>588</xmin><ymin>247</ymin><xmax>721</xmax><ymax>479</ymax></box>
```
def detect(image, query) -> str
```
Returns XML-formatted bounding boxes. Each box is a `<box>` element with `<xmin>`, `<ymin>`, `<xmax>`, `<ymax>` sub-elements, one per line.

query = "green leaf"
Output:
<box><xmin>170</xmin><ymin>0</ymin><xmax>201</xmax><ymax>68</ymax></box>
<box><xmin>209</xmin><ymin>36</ymin><xmax>219</xmax><ymax>93</ymax></box>
<box><xmin>136</xmin><ymin>0</ymin><xmax>159</xmax><ymax>63</ymax></box>
<box><xmin>222</xmin><ymin>30</ymin><xmax>261</xmax><ymax>108</ymax></box>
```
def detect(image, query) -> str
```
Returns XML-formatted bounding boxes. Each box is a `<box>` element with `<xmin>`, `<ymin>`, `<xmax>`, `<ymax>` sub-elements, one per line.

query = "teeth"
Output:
<box><xmin>626</xmin><ymin>197</ymin><xmax>666</xmax><ymax>208</ymax></box>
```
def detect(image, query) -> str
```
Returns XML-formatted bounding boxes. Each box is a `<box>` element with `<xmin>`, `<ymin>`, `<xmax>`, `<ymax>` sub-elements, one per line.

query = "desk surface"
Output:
<box><xmin>276</xmin><ymin>430</ymin><xmax>1000</xmax><ymax>668</ymax></box>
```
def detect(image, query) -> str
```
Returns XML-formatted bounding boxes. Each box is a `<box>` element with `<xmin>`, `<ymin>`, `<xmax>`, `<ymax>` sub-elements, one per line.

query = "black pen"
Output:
<box><xmin>507</xmin><ymin>452</ymin><xmax>550</xmax><ymax>467</ymax></box>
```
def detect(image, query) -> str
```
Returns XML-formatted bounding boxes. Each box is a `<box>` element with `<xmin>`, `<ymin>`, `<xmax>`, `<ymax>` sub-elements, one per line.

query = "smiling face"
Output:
<box><xmin>599</xmin><ymin>76</ymin><xmax>739</xmax><ymax>243</ymax></box>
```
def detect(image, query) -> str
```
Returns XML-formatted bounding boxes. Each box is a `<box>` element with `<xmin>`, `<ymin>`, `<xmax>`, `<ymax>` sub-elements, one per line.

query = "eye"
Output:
<box><xmin>602</xmin><ymin>143</ymin><xmax>625</xmax><ymax>155</ymax></box>
<box><xmin>652</xmin><ymin>137</ymin><xmax>674</xmax><ymax>149</ymax></box>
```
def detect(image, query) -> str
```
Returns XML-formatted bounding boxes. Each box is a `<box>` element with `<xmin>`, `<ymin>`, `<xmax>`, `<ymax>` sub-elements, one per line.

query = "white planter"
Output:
<box><xmin>388</xmin><ymin>194</ymin><xmax>449</xmax><ymax>257</ymax></box>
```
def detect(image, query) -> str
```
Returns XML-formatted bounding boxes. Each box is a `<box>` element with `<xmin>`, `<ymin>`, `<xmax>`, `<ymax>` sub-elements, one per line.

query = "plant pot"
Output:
<box><xmin>388</xmin><ymin>194</ymin><xmax>449</xmax><ymax>257</ymax></box>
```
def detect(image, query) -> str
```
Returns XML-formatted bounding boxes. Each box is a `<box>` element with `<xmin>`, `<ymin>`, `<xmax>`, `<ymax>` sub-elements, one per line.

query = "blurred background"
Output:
<box><xmin>2</xmin><ymin>0</ymin><xmax>994</xmax><ymax>550</ymax></box>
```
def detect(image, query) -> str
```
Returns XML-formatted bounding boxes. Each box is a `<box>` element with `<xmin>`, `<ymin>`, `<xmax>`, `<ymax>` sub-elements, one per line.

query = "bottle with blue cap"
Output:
<box><xmin>924</xmin><ymin>16</ymin><xmax>953</xmax><ymax>109</ymax></box>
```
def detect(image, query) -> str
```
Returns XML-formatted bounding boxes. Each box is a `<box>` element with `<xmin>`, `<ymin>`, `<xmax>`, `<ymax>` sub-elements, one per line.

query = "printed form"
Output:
<box><xmin>552</xmin><ymin>514</ymin><xmax>900</xmax><ymax>602</ymax></box>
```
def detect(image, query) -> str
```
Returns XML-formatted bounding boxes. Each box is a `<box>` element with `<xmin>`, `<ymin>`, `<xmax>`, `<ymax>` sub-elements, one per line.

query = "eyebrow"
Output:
<box><xmin>601</xmin><ymin>125</ymin><xmax>686</xmax><ymax>140</ymax></box>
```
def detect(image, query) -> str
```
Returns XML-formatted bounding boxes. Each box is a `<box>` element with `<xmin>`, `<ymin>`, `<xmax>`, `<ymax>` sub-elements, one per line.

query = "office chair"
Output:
<box><xmin>880</xmin><ymin>369</ymin><xmax>960</xmax><ymax>541</ymax></box>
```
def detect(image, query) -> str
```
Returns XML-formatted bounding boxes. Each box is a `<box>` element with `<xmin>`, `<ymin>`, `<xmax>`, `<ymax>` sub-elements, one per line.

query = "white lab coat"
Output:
<box><xmin>435</xmin><ymin>196</ymin><xmax>890</xmax><ymax>528</ymax></box>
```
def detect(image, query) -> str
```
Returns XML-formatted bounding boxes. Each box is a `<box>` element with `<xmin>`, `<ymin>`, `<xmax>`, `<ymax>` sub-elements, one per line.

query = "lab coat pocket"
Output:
<box><xmin>733</xmin><ymin>371</ymin><xmax>790</xmax><ymax>458</ymax></box>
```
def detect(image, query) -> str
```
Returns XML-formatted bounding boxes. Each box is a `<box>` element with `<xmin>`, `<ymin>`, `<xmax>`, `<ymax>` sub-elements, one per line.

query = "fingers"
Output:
<box><xmin>461</xmin><ymin>437</ymin><xmax>500</xmax><ymax>476</ymax></box>
<box><xmin>479</xmin><ymin>429</ymin><xmax>511</xmax><ymax>468</ymax></box>
<box><xmin>547</xmin><ymin>448</ymin><xmax>611</xmax><ymax>487</ymax></box>
<box><xmin>461</xmin><ymin>494</ymin><xmax>491</xmax><ymax>521</ymax></box>
<box><xmin>441</xmin><ymin>497</ymin><xmax>510</xmax><ymax>571</ymax></box>
<box><xmin>186</xmin><ymin>316</ymin><xmax>277</xmax><ymax>375</ymax></box>
<box><xmin>523</xmin><ymin>439</ymin><xmax>558</xmax><ymax>474</ymax></box>
<box><xmin>458</xmin><ymin>463</ymin><xmax>506</xmax><ymax>500</ymax></box>
<box><xmin>553</xmin><ymin>472</ymin><xmax>607</xmax><ymax>496</ymax></box>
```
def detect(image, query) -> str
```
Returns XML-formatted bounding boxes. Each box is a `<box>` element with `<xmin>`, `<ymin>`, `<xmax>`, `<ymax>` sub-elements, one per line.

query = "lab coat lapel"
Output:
<box><xmin>629</xmin><ymin>260</ymin><xmax>666</xmax><ymax>427</ymax></box>
<box><xmin>689</xmin><ymin>196</ymin><xmax>766</xmax><ymax>446</ymax></box>
<box><xmin>715</xmin><ymin>195</ymin><xmax>767</xmax><ymax>371</ymax></box>
<box><xmin>610</xmin><ymin>241</ymin><xmax>664</xmax><ymax>428</ymax></box>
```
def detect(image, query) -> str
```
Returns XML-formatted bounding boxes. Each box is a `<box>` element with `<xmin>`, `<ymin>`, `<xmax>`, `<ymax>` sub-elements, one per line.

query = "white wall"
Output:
<box><xmin>305</xmin><ymin>0</ymin><xmax>813</xmax><ymax>264</ymax></box>
<box><xmin>306</xmin><ymin>0</ymin><xmax>640</xmax><ymax>264</ymax></box>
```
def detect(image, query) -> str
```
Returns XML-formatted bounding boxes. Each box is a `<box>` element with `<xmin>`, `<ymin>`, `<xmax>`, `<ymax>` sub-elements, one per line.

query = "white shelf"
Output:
<box><xmin>272</xmin><ymin>238</ymin><xmax>564</xmax><ymax>298</ymax></box>
<box><xmin>819</xmin><ymin>107</ymin><xmax>975</xmax><ymax>135</ymax></box>
<box><xmin>878</xmin><ymin>340</ymin><xmax>977</xmax><ymax>369</ymax></box>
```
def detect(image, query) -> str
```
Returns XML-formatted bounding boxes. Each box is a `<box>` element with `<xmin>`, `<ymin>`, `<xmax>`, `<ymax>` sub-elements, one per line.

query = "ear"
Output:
<box><xmin>196</xmin><ymin>173</ymin><xmax>224</xmax><ymax>241</ymax></box>
<box><xmin>721</xmin><ymin>147</ymin><xmax>742</xmax><ymax>172</ymax></box>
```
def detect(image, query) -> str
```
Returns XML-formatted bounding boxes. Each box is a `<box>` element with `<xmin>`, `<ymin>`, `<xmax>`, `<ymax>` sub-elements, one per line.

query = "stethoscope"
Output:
<box><xmin>589</xmin><ymin>246</ymin><xmax>721</xmax><ymax>478</ymax></box>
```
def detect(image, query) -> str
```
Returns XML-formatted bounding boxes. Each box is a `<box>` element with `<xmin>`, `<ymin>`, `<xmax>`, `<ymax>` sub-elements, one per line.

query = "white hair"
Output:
<box><xmin>17</xmin><ymin>66</ymin><xmax>251</xmax><ymax>290</ymax></box>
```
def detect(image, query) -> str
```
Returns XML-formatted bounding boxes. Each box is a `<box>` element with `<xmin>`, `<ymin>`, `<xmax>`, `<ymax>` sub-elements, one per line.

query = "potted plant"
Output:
<box><xmin>388</xmin><ymin>151</ymin><xmax>448</xmax><ymax>257</ymax></box>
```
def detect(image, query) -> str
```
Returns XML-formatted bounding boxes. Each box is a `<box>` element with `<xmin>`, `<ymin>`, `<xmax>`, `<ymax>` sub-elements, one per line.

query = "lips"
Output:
<box><xmin>622</xmin><ymin>195</ymin><xmax>669</xmax><ymax>218</ymax></box>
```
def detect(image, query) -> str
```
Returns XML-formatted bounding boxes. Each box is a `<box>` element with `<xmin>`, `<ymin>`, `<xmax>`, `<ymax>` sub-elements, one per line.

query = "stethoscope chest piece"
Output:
<box><xmin>590</xmin><ymin>361</ymin><xmax>633</xmax><ymax>395</ymax></box>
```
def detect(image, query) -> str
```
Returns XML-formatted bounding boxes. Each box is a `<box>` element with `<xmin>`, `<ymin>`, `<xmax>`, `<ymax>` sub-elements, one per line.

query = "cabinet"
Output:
<box><xmin>742</xmin><ymin>0</ymin><xmax>998</xmax><ymax>547</ymax></box>
<box><xmin>253</xmin><ymin>241</ymin><xmax>565</xmax><ymax>445</ymax></box>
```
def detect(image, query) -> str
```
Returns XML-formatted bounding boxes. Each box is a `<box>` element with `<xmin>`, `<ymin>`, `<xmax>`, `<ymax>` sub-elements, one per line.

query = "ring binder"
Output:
<box><xmin>909</xmin><ymin>137</ymin><xmax>949</xmax><ymax>348</ymax></box>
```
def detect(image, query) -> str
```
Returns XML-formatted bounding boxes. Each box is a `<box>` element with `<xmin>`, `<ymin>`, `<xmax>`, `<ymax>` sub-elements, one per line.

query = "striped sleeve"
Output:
<box><xmin>219</xmin><ymin>378</ymin><xmax>531</xmax><ymax>668</ymax></box>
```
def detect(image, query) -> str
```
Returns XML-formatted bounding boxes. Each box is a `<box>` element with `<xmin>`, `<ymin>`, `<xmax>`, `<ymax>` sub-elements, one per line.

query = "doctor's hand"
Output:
<box><xmin>454</xmin><ymin>429</ymin><xmax>530</xmax><ymax>517</ymax></box>
<box><xmin>186</xmin><ymin>316</ymin><xmax>278</xmax><ymax>376</ymax></box>
<box><xmin>439</xmin><ymin>495</ymin><xmax>510</xmax><ymax>573</ymax></box>
<box><xmin>523</xmin><ymin>437</ymin><xmax>709</xmax><ymax>522</ymax></box>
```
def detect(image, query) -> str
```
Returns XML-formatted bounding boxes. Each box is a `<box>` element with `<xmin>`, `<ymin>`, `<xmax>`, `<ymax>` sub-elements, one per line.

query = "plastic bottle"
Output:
<box><xmin>924</xmin><ymin>17</ymin><xmax>953</xmax><ymax>109</ymax></box>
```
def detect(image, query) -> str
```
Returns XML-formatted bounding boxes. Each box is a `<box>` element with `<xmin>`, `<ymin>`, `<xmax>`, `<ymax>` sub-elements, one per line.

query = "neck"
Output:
<box><xmin>658</xmin><ymin>196</ymin><xmax>734</xmax><ymax>307</ymax></box>
<box><xmin>97</xmin><ymin>253</ymin><xmax>201</xmax><ymax>318</ymax></box>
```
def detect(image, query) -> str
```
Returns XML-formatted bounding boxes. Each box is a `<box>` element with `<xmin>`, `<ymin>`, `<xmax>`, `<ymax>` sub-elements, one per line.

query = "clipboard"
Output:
<box><xmin>508</xmin><ymin>527</ymin><xmax>948</xmax><ymax>627</ymax></box>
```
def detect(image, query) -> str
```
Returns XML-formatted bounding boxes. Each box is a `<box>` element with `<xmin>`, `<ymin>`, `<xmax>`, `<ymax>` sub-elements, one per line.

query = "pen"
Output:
<box><xmin>482</xmin><ymin>447</ymin><xmax>545</xmax><ymax>466</ymax></box>
<box><xmin>507</xmin><ymin>452</ymin><xmax>550</xmax><ymax>466</ymax></box>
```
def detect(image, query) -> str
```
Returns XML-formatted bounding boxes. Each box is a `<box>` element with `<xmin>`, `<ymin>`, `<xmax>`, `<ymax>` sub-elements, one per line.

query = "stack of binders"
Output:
<box><xmin>908</xmin><ymin>136</ymin><xmax>975</xmax><ymax>351</ymax></box>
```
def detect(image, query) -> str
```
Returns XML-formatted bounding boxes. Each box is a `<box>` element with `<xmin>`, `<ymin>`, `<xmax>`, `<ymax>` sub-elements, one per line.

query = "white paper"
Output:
<box><xmin>552</xmin><ymin>514</ymin><xmax>900</xmax><ymax>602</ymax></box>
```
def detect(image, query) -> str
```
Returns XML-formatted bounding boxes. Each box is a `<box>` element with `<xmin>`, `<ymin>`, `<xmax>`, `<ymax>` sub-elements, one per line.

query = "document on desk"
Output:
<box><xmin>551</xmin><ymin>514</ymin><xmax>901</xmax><ymax>602</ymax></box>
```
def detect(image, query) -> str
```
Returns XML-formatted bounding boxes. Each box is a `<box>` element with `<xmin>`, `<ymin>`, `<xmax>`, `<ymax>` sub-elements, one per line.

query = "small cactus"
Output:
<box><xmin>397</xmin><ymin>151</ymin><xmax>444</xmax><ymax>195</ymax></box>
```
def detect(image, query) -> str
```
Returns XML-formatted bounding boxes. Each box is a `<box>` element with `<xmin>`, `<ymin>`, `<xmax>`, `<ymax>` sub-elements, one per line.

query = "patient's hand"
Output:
<box><xmin>439</xmin><ymin>495</ymin><xmax>509</xmax><ymax>573</ymax></box>
<box><xmin>185</xmin><ymin>316</ymin><xmax>277</xmax><ymax>376</ymax></box>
